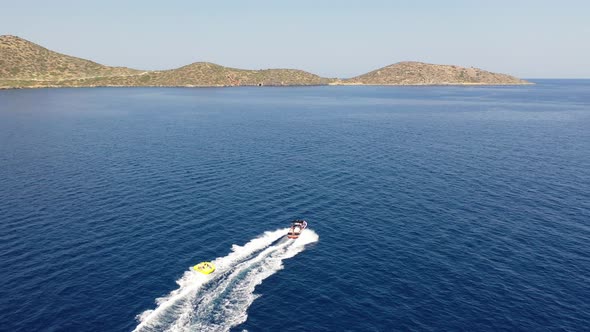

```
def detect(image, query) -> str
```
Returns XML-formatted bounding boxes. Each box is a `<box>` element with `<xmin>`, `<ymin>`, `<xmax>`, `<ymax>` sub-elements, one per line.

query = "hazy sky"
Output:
<box><xmin>2</xmin><ymin>0</ymin><xmax>589</xmax><ymax>78</ymax></box>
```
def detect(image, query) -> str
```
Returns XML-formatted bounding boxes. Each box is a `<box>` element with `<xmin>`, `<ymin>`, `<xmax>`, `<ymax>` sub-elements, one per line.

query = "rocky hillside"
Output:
<box><xmin>0</xmin><ymin>35</ymin><xmax>330</xmax><ymax>88</ymax></box>
<box><xmin>0</xmin><ymin>35</ymin><xmax>140</xmax><ymax>81</ymax></box>
<box><xmin>70</xmin><ymin>62</ymin><xmax>328</xmax><ymax>87</ymax></box>
<box><xmin>4</xmin><ymin>63</ymin><xmax>330</xmax><ymax>88</ymax></box>
<box><xmin>340</xmin><ymin>61</ymin><xmax>529</xmax><ymax>85</ymax></box>
<box><xmin>0</xmin><ymin>36</ymin><xmax>529</xmax><ymax>88</ymax></box>
<box><xmin>149</xmin><ymin>62</ymin><xmax>329</xmax><ymax>86</ymax></box>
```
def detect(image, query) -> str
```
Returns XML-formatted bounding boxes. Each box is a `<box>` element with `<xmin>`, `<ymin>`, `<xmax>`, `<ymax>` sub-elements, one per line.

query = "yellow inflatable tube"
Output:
<box><xmin>193</xmin><ymin>261</ymin><xmax>215</xmax><ymax>274</ymax></box>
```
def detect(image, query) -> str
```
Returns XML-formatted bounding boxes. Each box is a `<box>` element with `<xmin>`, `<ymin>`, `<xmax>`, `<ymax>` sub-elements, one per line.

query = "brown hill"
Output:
<box><xmin>158</xmin><ymin>62</ymin><xmax>330</xmax><ymax>86</ymax></box>
<box><xmin>340</xmin><ymin>61</ymin><xmax>529</xmax><ymax>85</ymax></box>
<box><xmin>0</xmin><ymin>35</ymin><xmax>140</xmax><ymax>81</ymax></box>
<box><xmin>0</xmin><ymin>36</ymin><xmax>529</xmax><ymax>88</ymax></box>
<box><xmin>10</xmin><ymin>62</ymin><xmax>330</xmax><ymax>88</ymax></box>
<box><xmin>0</xmin><ymin>35</ymin><xmax>329</xmax><ymax>88</ymax></box>
<box><xmin>86</xmin><ymin>62</ymin><xmax>329</xmax><ymax>87</ymax></box>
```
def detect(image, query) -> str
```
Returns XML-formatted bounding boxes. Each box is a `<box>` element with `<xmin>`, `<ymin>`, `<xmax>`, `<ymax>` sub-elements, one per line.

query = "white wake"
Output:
<box><xmin>133</xmin><ymin>228</ymin><xmax>319</xmax><ymax>332</ymax></box>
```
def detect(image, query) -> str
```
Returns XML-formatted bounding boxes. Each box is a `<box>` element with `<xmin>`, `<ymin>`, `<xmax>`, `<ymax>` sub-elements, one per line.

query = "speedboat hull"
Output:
<box><xmin>287</xmin><ymin>220</ymin><xmax>308</xmax><ymax>239</ymax></box>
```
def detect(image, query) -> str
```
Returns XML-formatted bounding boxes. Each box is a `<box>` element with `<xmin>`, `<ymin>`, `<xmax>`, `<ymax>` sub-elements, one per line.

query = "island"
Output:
<box><xmin>0</xmin><ymin>35</ymin><xmax>531</xmax><ymax>89</ymax></box>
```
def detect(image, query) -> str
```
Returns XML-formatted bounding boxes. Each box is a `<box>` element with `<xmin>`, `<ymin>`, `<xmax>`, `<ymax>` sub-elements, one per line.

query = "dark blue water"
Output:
<box><xmin>1</xmin><ymin>81</ymin><xmax>589</xmax><ymax>331</ymax></box>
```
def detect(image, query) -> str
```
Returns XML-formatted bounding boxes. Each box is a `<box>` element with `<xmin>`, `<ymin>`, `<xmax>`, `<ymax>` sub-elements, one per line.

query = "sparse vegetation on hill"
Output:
<box><xmin>339</xmin><ymin>61</ymin><xmax>529</xmax><ymax>85</ymax></box>
<box><xmin>0</xmin><ymin>36</ymin><xmax>530</xmax><ymax>89</ymax></box>
<box><xmin>121</xmin><ymin>62</ymin><xmax>330</xmax><ymax>86</ymax></box>
<box><xmin>0</xmin><ymin>35</ymin><xmax>140</xmax><ymax>81</ymax></box>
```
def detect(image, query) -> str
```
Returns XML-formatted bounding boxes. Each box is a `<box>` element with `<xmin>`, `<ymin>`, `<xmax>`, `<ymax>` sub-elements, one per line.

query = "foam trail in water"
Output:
<box><xmin>133</xmin><ymin>228</ymin><xmax>290</xmax><ymax>332</ymax></box>
<box><xmin>182</xmin><ymin>230</ymin><xmax>319</xmax><ymax>332</ymax></box>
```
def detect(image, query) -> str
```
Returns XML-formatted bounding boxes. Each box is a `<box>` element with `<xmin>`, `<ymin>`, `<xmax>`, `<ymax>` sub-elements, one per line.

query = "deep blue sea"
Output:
<box><xmin>1</xmin><ymin>80</ymin><xmax>589</xmax><ymax>332</ymax></box>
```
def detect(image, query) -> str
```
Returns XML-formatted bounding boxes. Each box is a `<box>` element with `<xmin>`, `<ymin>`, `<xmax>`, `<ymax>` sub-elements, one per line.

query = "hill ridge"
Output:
<box><xmin>0</xmin><ymin>35</ymin><xmax>141</xmax><ymax>81</ymax></box>
<box><xmin>336</xmin><ymin>61</ymin><xmax>529</xmax><ymax>85</ymax></box>
<box><xmin>0</xmin><ymin>35</ymin><xmax>531</xmax><ymax>88</ymax></box>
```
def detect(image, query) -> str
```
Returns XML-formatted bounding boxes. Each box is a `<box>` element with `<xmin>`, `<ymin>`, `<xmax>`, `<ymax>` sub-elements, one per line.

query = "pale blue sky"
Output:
<box><xmin>2</xmin><ymin>0</ymin><xmax>589</xmax><ymax>78</ymax></box>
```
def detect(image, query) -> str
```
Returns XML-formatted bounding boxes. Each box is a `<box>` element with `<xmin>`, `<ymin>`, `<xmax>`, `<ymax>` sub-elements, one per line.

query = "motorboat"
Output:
<box><xmin>287</xmin><ymin>220</ymin><xmax>308</xmax><ymax>239</ymax></box>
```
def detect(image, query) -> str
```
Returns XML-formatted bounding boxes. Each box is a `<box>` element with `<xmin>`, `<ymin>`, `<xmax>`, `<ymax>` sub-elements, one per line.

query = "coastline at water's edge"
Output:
<box><xmin>328</xmin><ymin>82</ymin><xmax>535</xmax><ymax>86</ymax></box>
<box><xmin>0</xmin><ymin>82</ymin><xmax>535</xmax><ymax>90</ymax></box>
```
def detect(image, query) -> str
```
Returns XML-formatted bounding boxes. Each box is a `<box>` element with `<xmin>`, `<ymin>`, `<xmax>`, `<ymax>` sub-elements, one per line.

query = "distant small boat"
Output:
<box><xmin>193</xmin><ymin>261</ymin><xmax>215</xmax><ymax>274</ymax></box>
<box><xmin>287</xmin><ymin>220</ymin><xmax>308</xmax><ymax>239</ymax></box>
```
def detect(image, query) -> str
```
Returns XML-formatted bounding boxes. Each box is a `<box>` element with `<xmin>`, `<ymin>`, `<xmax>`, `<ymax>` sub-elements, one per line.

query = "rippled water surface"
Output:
<box><xmin>1</xmin><ymin>81</ymin><xmax>589</xmax><ymax>331</ymax></box>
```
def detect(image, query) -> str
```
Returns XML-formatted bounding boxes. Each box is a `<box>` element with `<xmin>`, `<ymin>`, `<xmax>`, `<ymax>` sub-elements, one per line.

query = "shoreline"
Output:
<box><xmin>0</xmin><ymin>82</ymin><xmax>534</xmax><ymax>90</ymax></box>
